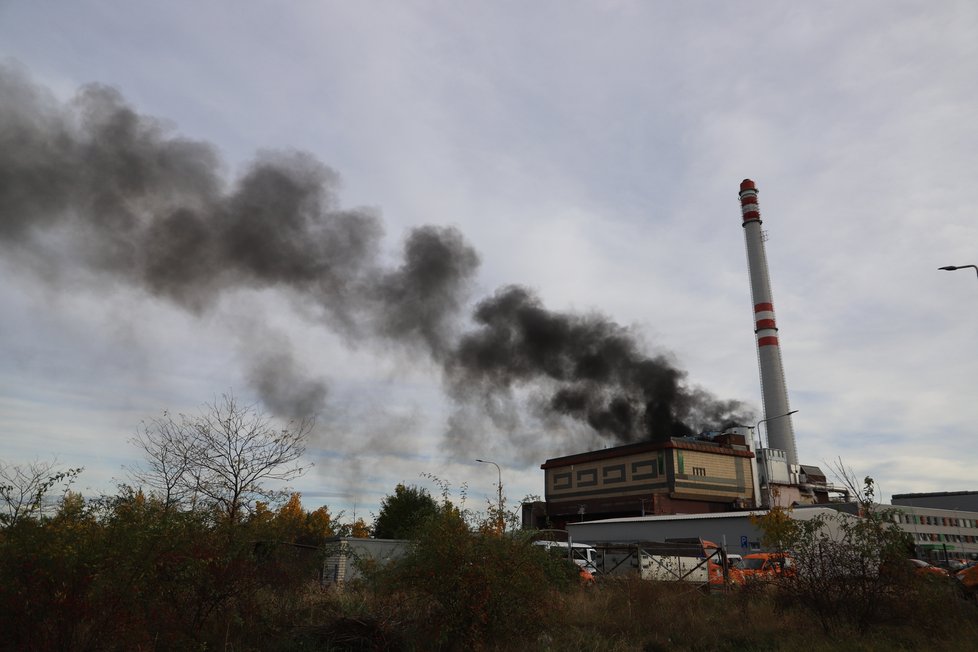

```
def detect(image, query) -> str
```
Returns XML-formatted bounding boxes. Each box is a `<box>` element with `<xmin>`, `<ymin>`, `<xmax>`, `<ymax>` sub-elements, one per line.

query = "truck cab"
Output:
<box><xmin>532</xmin><ymin>540</ymin><xmax>599</xmax><ymax>575</ymax></box>
<box><xmin>731</xmin><ymin>552</ymin><xmax>794</xmax><ymax>583</ymax></box>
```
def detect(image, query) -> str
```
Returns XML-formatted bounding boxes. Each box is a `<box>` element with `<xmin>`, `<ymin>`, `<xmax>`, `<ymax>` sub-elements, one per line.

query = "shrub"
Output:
<box><xmin>752</xmin><ymin>476</ymin><xmax>943</xmax><ymax>634</ymax></box>
<box><xmin>371</xmin><ymin>506</ymin><xmax>576</xmax><ymax>650</ymax></box>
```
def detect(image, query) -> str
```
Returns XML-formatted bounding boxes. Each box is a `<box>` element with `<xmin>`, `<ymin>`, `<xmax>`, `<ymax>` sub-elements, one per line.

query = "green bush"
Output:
<box><xmin>370</xmin><ymin>506</ymin><xmax>577</xmax><ymax>650</ymax></box>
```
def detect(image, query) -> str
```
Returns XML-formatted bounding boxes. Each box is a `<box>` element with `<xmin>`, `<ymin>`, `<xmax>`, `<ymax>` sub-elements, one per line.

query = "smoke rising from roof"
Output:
<box><xmin>0</xmin><ymin>62</ymin><xmax>753</xmax><ymax>450</ymax></box>
<box><xmin>446</xmin><ymin>286</ymin><xmax>753</xmax><ymax>446</ymax></box>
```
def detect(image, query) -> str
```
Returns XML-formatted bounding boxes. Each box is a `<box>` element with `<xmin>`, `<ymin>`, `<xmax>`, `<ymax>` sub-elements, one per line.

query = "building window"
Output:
<box><xmin>576</xmin><ymin>469</ymin><xmax>598</xmax><ymax>488</ymax></box>
<box><xmin>692</xmin><ymin>467</ymin><xmax>706</xmax><ymax>477</ymax></box>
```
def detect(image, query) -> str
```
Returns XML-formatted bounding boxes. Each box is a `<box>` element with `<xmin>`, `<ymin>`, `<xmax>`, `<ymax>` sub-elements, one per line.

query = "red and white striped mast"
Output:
<box><xmin>739</xmin><ymin>179</ymin><xmax>798</xmax><ymax>466</ymax></box>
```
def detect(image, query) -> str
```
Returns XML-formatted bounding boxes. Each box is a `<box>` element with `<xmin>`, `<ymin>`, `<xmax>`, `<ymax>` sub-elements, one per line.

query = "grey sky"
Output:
<box><xmin>1</xmin><ymin>2</ymin><xmax>976</xmax><ymax>519</ymax></box>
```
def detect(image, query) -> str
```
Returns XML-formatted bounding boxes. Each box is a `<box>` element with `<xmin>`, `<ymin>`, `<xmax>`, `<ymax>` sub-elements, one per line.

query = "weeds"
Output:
<box><xmin>2</xmin><ymin>470</ymin><xmax>976</xmax><ymax>651</ymax></box>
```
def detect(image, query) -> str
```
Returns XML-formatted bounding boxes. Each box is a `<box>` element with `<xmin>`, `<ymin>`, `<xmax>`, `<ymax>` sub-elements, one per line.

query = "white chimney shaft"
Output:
<box><xmin>739</xmin><ymin>179</ymin><xmax>798</xmax><ymax>466</ymax></box>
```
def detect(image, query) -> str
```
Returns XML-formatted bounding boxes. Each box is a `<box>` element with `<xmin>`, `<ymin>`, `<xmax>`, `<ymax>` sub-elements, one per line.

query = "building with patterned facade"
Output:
<box><xmin>535</xmin><ymin>433</ymin><xmax>757</xmax><ymax>529</ymax></box>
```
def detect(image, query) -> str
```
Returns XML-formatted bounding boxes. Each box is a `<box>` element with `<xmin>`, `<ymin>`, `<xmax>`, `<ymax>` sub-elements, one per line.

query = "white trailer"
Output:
<box><xmin>593</xmin><ymin>539</ymin><xmax>725</xmax><ymax>586</ymax></box>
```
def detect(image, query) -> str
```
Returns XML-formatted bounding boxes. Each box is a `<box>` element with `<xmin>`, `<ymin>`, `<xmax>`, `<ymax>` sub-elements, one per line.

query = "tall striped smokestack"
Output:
<box><xmin>739</xmin><ymin>179</ymin><xmax>798</xmax><ymax>466</ymax></box>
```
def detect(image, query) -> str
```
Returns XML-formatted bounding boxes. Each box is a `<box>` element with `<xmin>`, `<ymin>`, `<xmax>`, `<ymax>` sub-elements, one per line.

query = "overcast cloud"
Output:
<box><xmin>1</xmin><ymin>2</ymin><xmax>976</xmax><ymax>519</ymax></box>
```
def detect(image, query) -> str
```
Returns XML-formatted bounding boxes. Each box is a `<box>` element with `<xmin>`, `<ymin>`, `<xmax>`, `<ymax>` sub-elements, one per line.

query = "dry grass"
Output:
<box><xmin>528</xmin><ymin>577</ymin><xmax>978</xmax><ymax>652</ymax></box>
<box><xmin>272</xmin><ymin>576</ymin><xmax>978</xmax><ymax>651</ymax></box>
<box><xmin>264</xmin><ymin>579</ymin><xmax>978</xmax><ymax>652</ymax></box>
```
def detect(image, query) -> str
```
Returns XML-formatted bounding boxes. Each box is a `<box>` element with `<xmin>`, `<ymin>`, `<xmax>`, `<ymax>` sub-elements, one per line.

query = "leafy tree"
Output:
<box><xmin>299</xmin><ymin>503</ymin><xmax>337</xmax><ymax>545</ymax></box>
<box><xmin>347</xmin><ymin>516</ymin><xmax>371</xmax><ymax>538</ymax></box>
<box><xmin>275</xmin><ymin>492</ymin><xmax>307</xmax><ymax>534</ymax></box>
<box><xmin>373</xmin><ymin>483</ymin><xmax>439</xmax><ymax>539</ymax></box>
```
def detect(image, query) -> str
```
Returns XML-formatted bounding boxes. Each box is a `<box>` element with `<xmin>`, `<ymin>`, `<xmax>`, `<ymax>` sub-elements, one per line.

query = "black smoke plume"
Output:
<box><xmin>0</xmin><ymin>62</ymin><xmax>752</xmax><ymax>447</ymax></box>
<box><xmin>445</xmin><ymin>287</ymin><xmax>753</xmax><ymax>444</ymax></box>
<box><xmin>0</xmin><ymin>62</ymin><xmax>478</xmax><ymax>418</ymax></box>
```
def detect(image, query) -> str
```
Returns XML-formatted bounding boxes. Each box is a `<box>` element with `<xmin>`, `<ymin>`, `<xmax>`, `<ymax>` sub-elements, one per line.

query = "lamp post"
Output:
<box><xmin>475</xmin><ymin>459</ymin><xmax>503</xmax><ymax>531</ymax></box>
<box><xmin>753</xmin><ymin>410</ymin><xmax>799</xmax><ymax>450</ymax></box>
<box><xmin>939</xmin><ymin>264</ymin><xmax>978</xmax><ymax>279</ymax></box>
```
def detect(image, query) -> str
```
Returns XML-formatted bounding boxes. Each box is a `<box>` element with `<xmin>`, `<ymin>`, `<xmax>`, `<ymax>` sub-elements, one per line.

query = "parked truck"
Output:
<box><xmin>729</xmin><ymin>551</ymin><xmax>795</xmax><ymax>584</ymax></box>
<box><xmin>594</xmin><ymin>538</ymin><xmax>726</xmax><ymax>586</ymax></box>
<box><xmin>532</xmin><ymin>540</ymin><xmax>600</xmax><ymax>576</ymax></box>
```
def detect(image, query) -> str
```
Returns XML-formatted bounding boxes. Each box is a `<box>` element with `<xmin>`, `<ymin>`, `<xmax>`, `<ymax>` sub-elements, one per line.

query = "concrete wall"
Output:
<box><xmin>321</xmin><ymin>537</ymin><xmax>410</xmax><ymax>588</ymax></box>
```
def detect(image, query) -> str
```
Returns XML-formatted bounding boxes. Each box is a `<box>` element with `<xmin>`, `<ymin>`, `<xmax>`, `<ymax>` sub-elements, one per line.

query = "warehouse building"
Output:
<box><xmin>564</xmin><ymin>507</ymin><xmax>853</xmax><ymax>556</ymax></box>
<box><xmin>535</xmin><ymin>431</ymin><xmax>758</xmax><ymax>529</ymax></box>
<box><xmin>891</xmin><ymin>491</ymin><xmax>978</xmax><ymax>513</ymax></box>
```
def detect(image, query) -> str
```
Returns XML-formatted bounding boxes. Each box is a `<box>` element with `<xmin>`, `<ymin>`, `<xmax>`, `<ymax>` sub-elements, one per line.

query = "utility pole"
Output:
<box><xmin>476</xmin><ymin>459</ymin><xmax>504</xmax><ymax>532</ymax></box>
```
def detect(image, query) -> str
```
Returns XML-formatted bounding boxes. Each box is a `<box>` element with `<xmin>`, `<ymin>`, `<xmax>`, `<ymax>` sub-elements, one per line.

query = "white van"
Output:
<box><xmin>533</xmin><ymin>540</ymin><xmax>599</xmax><ymax>574</ymax></box>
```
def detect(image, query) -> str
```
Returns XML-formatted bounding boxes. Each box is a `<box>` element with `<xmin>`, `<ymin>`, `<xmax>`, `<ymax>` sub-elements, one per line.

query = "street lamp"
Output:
<box><xmin>752</xmin><ymin>409</ymin><xmax>799</xmax><ymax>449</ymax></box>
<box><xmin>475</xmin><ymin>459</ymin><xmax>503</xmax><ymax>531</ymax></box>
<box><xmin>939</xmin><ymin>265</ymin><xmax>978</xmax><ymax>279</ymax></box>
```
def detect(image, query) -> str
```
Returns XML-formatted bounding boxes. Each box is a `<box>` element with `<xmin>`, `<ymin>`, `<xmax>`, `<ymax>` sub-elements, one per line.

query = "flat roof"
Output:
<box><xmin>542</xmin><ymin>437</ymin><xmax>753</xmax><ymax>469</ymax></box>
<box><xmin>568</xmin><ymin>511</ymin><xmax>769</xmax><ymax>526</ymax></box>
<box><xmin>892</xmin><ymin>490</ymin><xmax>978</xmax><ymax>499</ymax></box>
<box><xmin>566</xmin><ymin>507</ymin><xmax>847</xmax><ymax>528</ymax></box>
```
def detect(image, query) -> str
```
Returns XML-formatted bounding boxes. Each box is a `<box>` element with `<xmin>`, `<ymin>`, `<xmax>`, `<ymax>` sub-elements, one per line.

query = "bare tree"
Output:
<box><xmin>128</xmin><ymin>411</ymin><xmax>198</xmax><ymax>510</ymax></box>
<box><xmin>0</xmin><ymin>459</ymin><xmax>82</xmax><ymax>527</ymax></box>
<box><xmin>129</xmin><ymin>394</ymin><xmax>313</xmax><ymax>523</ymax></box>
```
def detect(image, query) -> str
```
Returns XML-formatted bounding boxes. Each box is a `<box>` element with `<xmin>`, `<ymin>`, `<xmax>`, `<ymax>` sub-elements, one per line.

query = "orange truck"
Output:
<box><xmin>956</xmin><ymin>563</ymin><xmax>978</xmax><ymax>596</ymax></box>
<box><xmin>729</xmin><ymin>552</ymin><xmax>794</xmax><ymax>584</ymax></box>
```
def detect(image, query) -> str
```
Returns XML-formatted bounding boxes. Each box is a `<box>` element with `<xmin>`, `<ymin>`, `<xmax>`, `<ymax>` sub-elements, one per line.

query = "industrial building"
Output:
<box><xmin>891</xmin><ymin>491</ymin><xmax>978</xmax><ymax>513</ymax></box>
<box><xmin>518</xmin><ymin>178</ymin><xmax>976</xmax><ymax>574</ymax></box>
<box><xmin>531</xmin><ymin>427</ymin><xmax>847</xmax><ymax>529</ymax></box>
<box><xmin>524</xmin><ymin>180</ymin><xmax>851</xmax><ymax>529</ymax></box>
<box><xmin>826</xmin><ymin>502</ymin><xmax>978</xmax><ymax>564</ymax></box>
<box><xmin>891</xmin><ymin>504</ymin><xmax>978</xmax><ymax>563</ymax></box>
<box><xmin>564</xmin><ymin>508</ymin><xmax>854</xmax><ymax>556</ymax></box>
<box><xmin>537</xmin><ymin>432</ymin><xmax>757</xmax><ymax>529</ymax></box>
<box><xmin>560</xmin><ymin>502</ymin><xmax>978</xmax><ymax>564</ymax></box>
